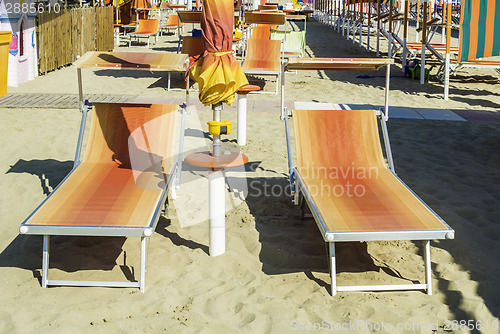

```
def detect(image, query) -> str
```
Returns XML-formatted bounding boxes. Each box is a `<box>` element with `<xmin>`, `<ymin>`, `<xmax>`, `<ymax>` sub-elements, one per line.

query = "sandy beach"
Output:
<box><xmin>0</xmin><ymin>14</ymin><xmax>499</xmax><ymax>333</ymax></box>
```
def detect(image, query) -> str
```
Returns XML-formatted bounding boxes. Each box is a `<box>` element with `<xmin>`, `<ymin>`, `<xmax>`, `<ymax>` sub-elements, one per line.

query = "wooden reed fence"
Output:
<box><xmin>37</xmin><ymin>7</ymin><xmax>113</xmax><ymax>74</ymax></box>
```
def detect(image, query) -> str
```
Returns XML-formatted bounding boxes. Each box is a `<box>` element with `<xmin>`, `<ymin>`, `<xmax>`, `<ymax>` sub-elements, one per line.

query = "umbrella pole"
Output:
<box><xmin>212</xmin><ymin>102</ymin><xmax>222</xmax><ymax>157</ymax></box>
<box><xmin>209</xmin><ymin>168</ymin><xmax>225</xmax><ymax>257</ymax></box>
<box><xmin>210</xmin><ymin>102</ymin><xmax>226</xmax><ymax>256</ymax></box>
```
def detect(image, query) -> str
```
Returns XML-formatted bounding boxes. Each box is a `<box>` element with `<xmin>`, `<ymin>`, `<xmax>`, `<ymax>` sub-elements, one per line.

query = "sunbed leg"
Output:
<box><xmin>367</xmin><ymin>26</ymin><xmax>370</xmax><ymax>51</ymax></box>
<box><xmin>294</xmin><ymin>186</ymin><xmax>300</xmax><ymax>207</ymax></box>
<box><xmin>77</xmin><ymin>68</ymin><xmax>84</xmax><ymax>112</ymax></box>
<box><xmin>177</xmin><ymin>104</ymin><xmax>187</xmax><ymax>189</ymax></box>
<box><xmin>384</xmin><ymin>62</ymin><xmax>391</xmax><ymax>120</ymax></box>
<box><xmin>171</xmin><ymin>175</ymin><xmax>177</xmax><ymax>200</ymax></box>
<box><xmin>280</xmin><ymin>62</ymin><xmax>285</xmax><ymax>120</ymax></box>
<box><xmin>74</xmin><ymin>103</ymin><xmax>89</xmax><ymax>169</ymax></box>
<box><xmin>380</xmin><ymin>111</ymin><xmax>395</xmax><ymax>172</ymax></box>
<box><xmin>359</xmin><ymin>24</ymin><xmax>362</xmax><ymax>47</ymax></box>
<box><xmin>140</xmin><ymin>237</ymin><xmax>147</xmax><ymax>293</ymax></box>
<box><xmin>167</xmin><ymin>72</ymin><xmax>171</xmax><ymax>91</ymax></box>
<box><xmin>42</xmin><ymin>235</ymin><xmax>50</xmax><ymax>288</ymax></box>
<box><xmin>444</xmin><ymin>52</ymin><xmax>450</xmax><ymax>101</ymax></box>
<box><xmin>328</xmin><ymin>242</ymin><xmax>337</xmax><ymax>296</ymax></box>
<box><xmin>424</xmin><ymin>240</ymin><xmax>432</xmax><ymax>295</ymax></box>
<box><xmin>387</xmin><ymin>34</ymin><xmax>392</xmax><ymax>59</ymax></box>
<box><xmin>284</xmin><ymin>110</ymin><xmax>295</xmax><ymax>194</ymax></box>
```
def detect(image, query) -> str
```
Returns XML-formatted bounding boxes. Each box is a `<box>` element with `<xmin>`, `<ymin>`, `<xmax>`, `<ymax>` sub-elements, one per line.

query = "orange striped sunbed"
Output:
<box><xmin>181</xmin><ymin>36</ymin><xmax>204</xmax><ymax>66</ymax></box>
<box><xmin>241</xmin><ymin>38</ymin><xmax>283</xmax><ymax>94</ymax></box>
<box><xmin>74</xmin><ymin>51</ymin><xmax>188</xmax><ymax>187</ymax></box>
<box><xmin>244</xmin><ymin>12</ymin><xmax>286</xmax><ymax>25</ymax></box>
<box><xmin>160</xmin><ymin>13</ymin><xmax>184</xmax><ymax>37</ymax></box>
<box><xmin>19</xmin><ymin>103</ymin><xmax>178</xmax><ymax>292</ymax></box>
<box><xmin>285</xmin><ymin>109</ymin><xmax>454</xmax><ymax>296</ymax></box>
<box><xmin>128</xmin><ymin>19</ymin><xmax>160</xmax><ymax>48</ymax></box>
<box><xmin>258</xmin><ymin>4</ymin><xmax>278</xmax><ymax>11</ymax></box>
<box><xmin>74</xmin><ymin>51</ymin><xmax>189</xmax><ymax>94</ymax></box>
<box><xmin>250</xmin><ymin>24</ymin><xmax>272</xmax><ymax>40</ymax></box>
<box><xmin>281</xmin><ymin>58</ymin><xmax>393</xmax><ymax>120</ymax></box>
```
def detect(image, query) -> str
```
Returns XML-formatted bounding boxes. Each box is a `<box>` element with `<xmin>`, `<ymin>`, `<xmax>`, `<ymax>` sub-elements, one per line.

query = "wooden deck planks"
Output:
<box><xmin>0</xmin><ymin>93</ymin><xmax>137</xmax><ymax>108</ymax></box>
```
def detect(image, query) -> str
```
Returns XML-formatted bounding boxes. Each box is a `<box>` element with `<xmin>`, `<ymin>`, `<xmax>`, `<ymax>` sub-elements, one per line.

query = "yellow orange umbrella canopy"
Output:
<box><xmin>189</xmin><ymin>0</ymin><xmax>248</xmax><ymax>106</ymax></box>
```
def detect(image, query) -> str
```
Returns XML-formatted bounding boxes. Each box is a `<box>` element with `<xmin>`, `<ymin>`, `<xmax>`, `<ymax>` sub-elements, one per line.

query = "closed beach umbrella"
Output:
<box><xmin>186</xmin><ymin>0</ymin><xmax>249</xmax><ymax>257</ymax></box>
<box><xmin>189</xmin><ymin>0</ymin><xmax>248</xmax><ymax>107</ymax></box>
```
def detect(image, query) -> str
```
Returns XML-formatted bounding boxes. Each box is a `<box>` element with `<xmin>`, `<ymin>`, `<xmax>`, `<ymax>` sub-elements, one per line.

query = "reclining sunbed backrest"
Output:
<box><xmin>270</xmin><ymin>30</ymin><xmax>305</xmax><ymax>56</ymax></box>
<box><xmin>83</xmin><ymin>103</ymin><xmax>176</xmax><ymax>174</ymax></box>
<box><xmin>293</xmin><ymin>109</ymin><xmax>387</xmax><ymax>171</ymax></box>
<box><xmin>251</xmin><ymin>24</ymin><xmax>272</xmax><ymax>39</ymax></box>
<box><xmin>181</xmin><ymin>36</ymin><xmax>204</xmax><ymax>58</ymax></box>
<box><xmin>135</xmin><ymin>19</ymin><xmax>160</xmax><ymax>34</ymax></box>
<box><xmin>243</xmin><ymin>38</ymin><xmax>282</xmax><ymax>72</ymax></box>
<box><xmin>164</xmin><ymin>14</ymin><xmax>181</xmax><ymax>28</ymax></box>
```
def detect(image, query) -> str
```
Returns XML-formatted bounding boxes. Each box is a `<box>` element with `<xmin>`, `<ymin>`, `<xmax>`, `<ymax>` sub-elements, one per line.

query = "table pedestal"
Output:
<box><xmin>236</xmin><ymin>85</ymin><xmax>260</xmax><ymax>146</ymax></box>
<box><xmin>185</xmin><ymin>151</ymin><xmax>248</xmax><ymax>256</ymax></box>
<box><xmin>209</xmin><ymin>169</ymin><xmax>225</xmax><ymax>256</ymax></box>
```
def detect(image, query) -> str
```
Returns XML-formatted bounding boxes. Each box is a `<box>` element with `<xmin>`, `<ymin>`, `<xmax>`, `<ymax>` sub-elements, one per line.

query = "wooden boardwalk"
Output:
<box><xmin>0</xmin><ymin>93</ymin><xmax>137</xmax><ymax>109</ymax></box>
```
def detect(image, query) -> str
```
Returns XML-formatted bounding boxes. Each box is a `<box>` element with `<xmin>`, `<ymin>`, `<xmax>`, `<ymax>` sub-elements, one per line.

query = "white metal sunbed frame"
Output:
<box><xmin>284</xmin><ymin>107</ymin><xmax>455</xmax><ymax>296</ymax></box>
<box><xmin>280</xmin><ymin>57</ymin><xmax>454</xmax><ymax>296</ymax></box>
<box><xmin>73</xmin><ymin>51</ymin><xmax>189</xmax><ymax>187</ymax></box>
<box><xmin>280</xmin><ymin>57</ymin><xmax>393</xmax><ymax>120</ymax></box>
<box><xmin>19</xmin><ymin>101</ymin><xmax>178</xmax><ymax>292</ymax></box>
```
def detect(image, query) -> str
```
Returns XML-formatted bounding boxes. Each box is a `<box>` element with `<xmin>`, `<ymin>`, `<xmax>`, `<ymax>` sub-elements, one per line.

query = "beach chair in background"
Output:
<box><xmin>244</xmin><ymin>11</ymin><xmax>286</xmax><ymax>26</ymax></box>
<box><xmin>280</xmin><ymin>57</ymin><xmax>454</xmax><ymax>295</ymax></box>
<box><xmin>179</xmin><ymin>36</ymin><xmax>204</xmax><ymax>90</ymax></box>
<box><xmin>161</xmin><ymin>13</ymin><xmax>184</xmax><ymax>37</ymax></box>
<box><xmin>19</xmin><ymin>103</ymin><xmax>179</xmax><ymax>292</ymax></box>
<box><xmin>175</xmin><ymin>11</ymin><xmax>202</xmax><ymax>52</ymax></box>
<box><xmin>241</xmin><ymin>38</ymin><xmax>283</xmax><ymax>94</ymax></box>
<box><xmin>285</xmin><ymin>14</ymin><xmax>307</xmax><ymax>34</ymax></box>
<box><xmin>128</xmin><ymin>19</ymin><xmax>160</xmax><ymax>48</ymax></box>
<box><xmin>242</xmin><ymin>11</ymin><xmax>286</xmax><ymax>58</ymax></box>
<box><xmin>258</xmin><ymin>4</ymin><xmax>278</xmax><ymax>11</ymax></box>
<box><xmin>180</xmin><ymin>36</ymin><xmax>204</xmax><ymax>64</ymax></box>
<box><xmin>250</xmin><ymin>24</ymin><xmax>272</xmax><ymax>39</ymax></box>
<box><xmin>270</xmin><ymin>30</ymin><xmax>306</xmax><ymax>58</ymax></box>
<box><xmin>284</xmin><ymin>108</ymin><xmax>455</xmax><ymax>296</ymax></box>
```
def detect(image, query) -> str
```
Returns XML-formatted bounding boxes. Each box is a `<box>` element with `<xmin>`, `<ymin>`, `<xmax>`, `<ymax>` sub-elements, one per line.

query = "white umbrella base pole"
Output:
<box><xmin>209</xmin><ymin>170</ymin><xmax>225</xmax><ymax>256</ymax></box>
<box><xmin>237</xmin><ymin>94</ymin><xmax>247</xmax><ymax>146</ymax></box>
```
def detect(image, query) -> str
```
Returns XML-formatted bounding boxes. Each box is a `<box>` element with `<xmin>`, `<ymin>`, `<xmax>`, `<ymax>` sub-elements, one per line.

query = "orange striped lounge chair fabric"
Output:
<box><xmin>128</xmin><ymin>19</ymin><xmax>160</xmax><ymax>47</ymax></box>
<box><xmin>288</xmin><ymin>109</ymin><xmax>454</xmax><ymax>295</ymax></box>
<box><xmin>181</xmin><ymin>36</ymin><xmax>204</xmax><ymax>66</ymax></box>
<box><xmin>161</xmin><ymin>13</ymin><xmax>184</xmax><ymax>36</ymax></box>
<box><xmin>244</xmin><ymin>12</ymin><xmax>286</xmax><ymax>25</ymax></box>
<box><xmin>19</xmin><ymin>103</ymin><xmax>178</xmax><ymax>291</ymax></box>
<box><xmin>241</xmin><ymin>38</ymin><xmax>282</xmax><ymax>94</ymax></box>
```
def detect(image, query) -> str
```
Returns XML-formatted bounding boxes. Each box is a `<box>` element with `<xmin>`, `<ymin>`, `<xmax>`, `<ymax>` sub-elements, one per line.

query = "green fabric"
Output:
<box><xmin>493</xmin><ymin>0</ymin><xmax>500</xmax><ymax>58</ymax></box>
<box><xmin>460</xmin><ymin>0</ymin><xmax>500</xmax><ymax>62</ymax></box>
<box><xmin>475</xmin><ymin>0</ymin><xmax>488</xmax><ymax>59</ymax></box>
<box><xmin>270</xmin><ymin>30</ymin><xmax>305</xmax><ymax>56</ymax></box>
<box><xmin>459</xmin><ymin>0</ymin><xmax>471</xmax><ymax>61</ymax></box>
